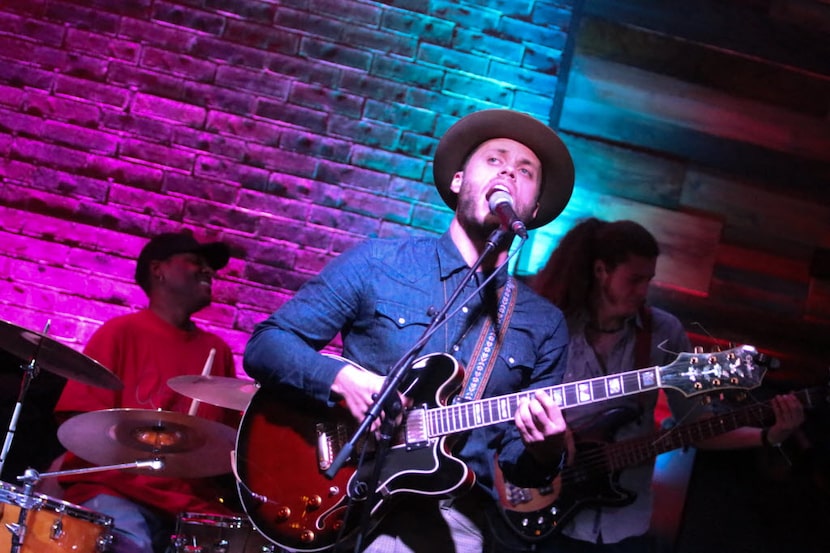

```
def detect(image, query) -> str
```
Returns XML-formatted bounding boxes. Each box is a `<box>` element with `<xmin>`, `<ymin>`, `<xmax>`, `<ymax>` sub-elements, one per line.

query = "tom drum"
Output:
<box><xmin>0</xmin><ymin>481</ymin><xmax>113</xmax><ymax>553</ymax></box>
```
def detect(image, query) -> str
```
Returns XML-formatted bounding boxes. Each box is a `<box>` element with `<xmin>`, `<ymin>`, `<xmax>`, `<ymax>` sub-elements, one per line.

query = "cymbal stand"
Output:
<box><xmin>5</xmin><ymin>460</ymin><xmax>164</xmax><ymax>553</ymax></box>
<box><xmin>0</xmin><ymin>321</ymin><xmax>50</xmax><ymax>477</ymax></box>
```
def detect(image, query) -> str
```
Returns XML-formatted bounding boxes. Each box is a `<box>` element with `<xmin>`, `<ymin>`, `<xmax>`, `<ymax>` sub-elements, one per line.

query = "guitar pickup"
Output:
<box><xmin>404</xmin><ymin>405</ymin><xmax>429</xmax><ymax>450</ymax></box>
<box><xmin>316</xmin><ymin>423</ymin><xmax>335</xmax><ymax>471</ymax></box>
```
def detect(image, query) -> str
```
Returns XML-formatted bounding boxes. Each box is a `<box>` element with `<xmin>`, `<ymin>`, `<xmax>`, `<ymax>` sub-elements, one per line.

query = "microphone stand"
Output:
<box><xmin>326</xmin><ymin>228</ymin><xmax>513</xmax><ymax>552</ymax></box>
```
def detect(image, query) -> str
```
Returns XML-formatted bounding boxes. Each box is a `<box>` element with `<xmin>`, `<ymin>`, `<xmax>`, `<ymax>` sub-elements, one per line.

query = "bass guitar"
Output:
<box><xmin>234</xmin><ymin>345</ymin><xmax>769</xmax><ymax>552</ymax></box>
<box><xmin>495</xmin><ymin>385</ymin><xmax>827</xmax><ymax>541</ymax></box>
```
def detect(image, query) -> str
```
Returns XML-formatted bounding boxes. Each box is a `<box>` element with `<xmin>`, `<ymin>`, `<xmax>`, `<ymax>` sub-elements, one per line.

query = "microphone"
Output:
<box><xmin>487</xmin><ymin>190</ymin><xmax>528</xmax><ymax>239</ymax></box>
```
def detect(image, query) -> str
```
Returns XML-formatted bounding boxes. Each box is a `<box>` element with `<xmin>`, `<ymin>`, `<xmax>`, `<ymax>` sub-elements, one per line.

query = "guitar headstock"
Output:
<box><xmin>658</xmin><ymin>345</ymin><xmax>771</xmax><ymax>397</ymax></box>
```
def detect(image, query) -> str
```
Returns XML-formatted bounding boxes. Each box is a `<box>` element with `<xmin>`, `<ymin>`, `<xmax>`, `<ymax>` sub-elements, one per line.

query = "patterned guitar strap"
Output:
<box><xmin>457</xmin><ymin>276</ymin><xmax>518</xmax><ymax>402</ymax></box>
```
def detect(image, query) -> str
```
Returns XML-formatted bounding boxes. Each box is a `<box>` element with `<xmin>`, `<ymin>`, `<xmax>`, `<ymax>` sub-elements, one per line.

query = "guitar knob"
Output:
<box><xmin>305</xmin><ymin>495</ymin><xmax>322</xmax><ymax>509</ymax></box>
<box><xmin>274</xmin><ymin>506</ymin><xmax>291</xmax><ymax>521</ymax></box>
<box><xmin>299</xmin><ymin>530</ymin><xmax>315</xmax><ymax>543</ymax></box>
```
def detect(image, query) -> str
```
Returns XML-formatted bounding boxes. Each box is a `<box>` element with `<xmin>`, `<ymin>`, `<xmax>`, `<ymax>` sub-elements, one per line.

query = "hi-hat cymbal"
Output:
<box><xmin>168</xmin><ymin>375</ymin><xmax>258</xmax><ymax>411</ymax></box>
<box><xmin>57</xmin><ymin>408</ymin><xmax>236</xmax><ymax>478</ymax></box>
<box><xmin>0</xmin><ymin>319</ymin><xmax>122</xmax><ymax>390</ymax></box>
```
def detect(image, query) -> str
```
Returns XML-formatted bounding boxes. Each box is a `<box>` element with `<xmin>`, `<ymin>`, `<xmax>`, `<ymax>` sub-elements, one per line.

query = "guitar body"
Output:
<box><xmin>495</xmin><ymin>382</ymin><xmax>828</xmax><ymax>543</ymax></box>
<box><xmin>235</xmin><ymin>345</ymin><xmax>770</xmax><ymax>550</ymax></box>
<box><xmin>235</xmin><ymin>352</ymin><xmax>472</xmax><ymax>552</ymax></box>
<box><xmin>495</xmin><ymin>408</ymin><xmax>643</xmax><ymax>541</ymax></box>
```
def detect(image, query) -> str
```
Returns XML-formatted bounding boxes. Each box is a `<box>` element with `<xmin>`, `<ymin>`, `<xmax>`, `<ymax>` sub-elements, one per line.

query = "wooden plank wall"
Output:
<box><xmin>530</xmin><ymin>0</ymin><xmax>830</xmax><ymax>384</ymax></box>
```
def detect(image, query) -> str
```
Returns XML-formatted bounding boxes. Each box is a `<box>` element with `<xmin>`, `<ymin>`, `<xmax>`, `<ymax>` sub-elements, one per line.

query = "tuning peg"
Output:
<box><xmin>694</xmin><ymin>346</ymin><xmax>704</xmax><ymax>354</ymax></box>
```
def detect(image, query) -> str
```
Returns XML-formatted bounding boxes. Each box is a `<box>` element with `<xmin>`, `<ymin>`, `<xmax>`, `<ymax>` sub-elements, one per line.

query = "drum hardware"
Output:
<box><xmin>168</xmin><ymin>375</ymin><xmax>259</xmax><ymax>412</ymax></box>
<box><xmin>170</xmin><ymin>513</ymin><xmax>280</xmax><ymax>553</ymax></box>
<box><xmin>57</xmin><ymin>409</ymin><xmax>235</xmax><ymax>479</ymax></box>
<box><xmin>2</xmin><ymin>462</ymin><xmax>157</xmax><ymax>553</ymax></box>
<box><xmin>0</xmin><ymin>319</ymin><xmax>123</xmax><ymax>478</ymax></box>
<box><xmin>0</xmin><ymin>319</ymin><xmax>122</xmax><ymax>390</ymax></box>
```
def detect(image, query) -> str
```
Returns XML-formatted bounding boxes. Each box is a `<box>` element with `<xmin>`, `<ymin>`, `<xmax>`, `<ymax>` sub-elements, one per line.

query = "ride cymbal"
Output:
<box><xmin>0</xmin><ymin>319</ymin><xmax>122</xmax><ymax>390</ymax></box>
<box><xmin>168</xmin><ymin>375</ymin><xmax>258</xmax><ymax>411</ymax></box>
<box><xmin>57</xmin><ymin>408</ymin><xmax>236</xmax><ymax>478</ymax></box>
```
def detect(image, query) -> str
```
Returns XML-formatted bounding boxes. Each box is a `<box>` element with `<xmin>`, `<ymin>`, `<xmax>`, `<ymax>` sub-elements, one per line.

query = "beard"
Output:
<box><xmin>454</xmin><ymin>190</ymin><xmax>501</xmax><ymax>242</ymax></box>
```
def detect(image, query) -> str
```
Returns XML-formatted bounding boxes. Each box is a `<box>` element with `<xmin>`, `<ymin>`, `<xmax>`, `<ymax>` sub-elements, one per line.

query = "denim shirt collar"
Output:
<box><xmin>436</xmin><ymin>231</ymin><xmax>510</xmax><ymax>288</ymax></box>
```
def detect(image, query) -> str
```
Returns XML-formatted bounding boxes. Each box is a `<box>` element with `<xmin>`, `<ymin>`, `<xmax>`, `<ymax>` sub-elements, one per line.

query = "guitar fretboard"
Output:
<box><xmin>603</xmin><ymin>386</ymin><xmax>822</xmax><ymax>470</ymax></box>
<box><xmin>425</xmin><ymin>366</ymin><xmax>661</xmax><ymax>437</ymax></box>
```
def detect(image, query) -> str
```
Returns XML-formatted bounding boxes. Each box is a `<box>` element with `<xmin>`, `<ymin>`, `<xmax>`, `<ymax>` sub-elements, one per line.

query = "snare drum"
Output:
<box><xmin>0</xmin><ymin>481</ymin><xmax>113</xmax><ymax>553</ymax></box>
<box><xmin>171</xmin><ymin>513</ymin><xmax>276</xmax><ymax>553</ymax></box>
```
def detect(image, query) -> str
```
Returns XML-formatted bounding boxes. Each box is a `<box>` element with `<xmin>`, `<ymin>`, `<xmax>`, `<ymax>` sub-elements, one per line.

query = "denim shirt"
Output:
<box><xmin>244</xmin><ymin>232</ymin><xmax>569</xmax><ymax>497</ymax></box>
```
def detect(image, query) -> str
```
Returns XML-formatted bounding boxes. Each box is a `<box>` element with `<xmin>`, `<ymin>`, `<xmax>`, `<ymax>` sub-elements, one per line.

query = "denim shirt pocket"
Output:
<box><xmin>375</xmin><ymin>299</ymin><xmax>434</xmax><ymax>329</ymax></box>
<box><xmin>372</xmin><ymin>299</ymin><xmax>436</xmax><ymax>364</ymax></box>
<box><xmin>494</xmin><ymin>342</ymin><xmax>537</xmax><ymax>392</ymax></box>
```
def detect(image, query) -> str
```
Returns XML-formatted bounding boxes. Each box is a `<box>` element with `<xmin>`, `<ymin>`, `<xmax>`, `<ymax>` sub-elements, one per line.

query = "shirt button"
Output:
<box><xmin>508</xmin><ymin>357</ymin><xmax>515</xmax><ymax>364</ymax></box>
<box><xmin>452</xmin><ymin>345</ymin><xmax>460</xmax><ymax>352</ymax></box>
<box><xmin>462</xmin><ymin>306</ymin><xmax>469</xmax><ymax>313</ymax></box>
<box><xmin>398</xmin><ymin>317</ymin><xmax>406</xmax><ymax>324</ymax></box>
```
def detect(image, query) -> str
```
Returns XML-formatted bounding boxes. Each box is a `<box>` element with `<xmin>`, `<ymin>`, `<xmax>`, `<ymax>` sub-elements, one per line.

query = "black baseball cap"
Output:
<box><xmin>135</xmin><ymin>231</ymin><xmax>230</xmax><ymax>292</ymax></box>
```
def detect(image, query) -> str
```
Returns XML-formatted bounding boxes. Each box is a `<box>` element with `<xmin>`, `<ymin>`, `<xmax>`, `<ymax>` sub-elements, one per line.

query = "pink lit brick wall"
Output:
<box><xmin>0</xmin><ymin>0</ymin><xmax>574</xmax><ymax>374</ymax></box>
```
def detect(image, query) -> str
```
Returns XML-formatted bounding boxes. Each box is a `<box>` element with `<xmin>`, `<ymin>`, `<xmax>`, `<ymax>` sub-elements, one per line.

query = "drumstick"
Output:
<box><xmin>187</xmin><ymin>348</ymin><xmax>216</xmax><ymax>416</ymax></box>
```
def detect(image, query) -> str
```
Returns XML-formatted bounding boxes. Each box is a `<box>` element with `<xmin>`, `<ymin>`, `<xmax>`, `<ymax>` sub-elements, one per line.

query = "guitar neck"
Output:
<box><xmin>603</xmin><ymin>387</ymin><xmax>820</xmax><ymax>470</ymax></box>
<box><xmin>425</xmin><ymin>366</ymin><xmax>662</xmax><ymax>437</ymax></box>
<box><xmin>410</xmin><ymin>345</ymin><xmax>766</xmax><ymax>441</ymax></box>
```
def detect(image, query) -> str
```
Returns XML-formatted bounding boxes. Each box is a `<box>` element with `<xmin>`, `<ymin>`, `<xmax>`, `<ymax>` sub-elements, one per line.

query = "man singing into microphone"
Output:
<box><xmin>244</xmin><ymin>109</ymin><xmax>576</xmax><ymax>552</ymax></box>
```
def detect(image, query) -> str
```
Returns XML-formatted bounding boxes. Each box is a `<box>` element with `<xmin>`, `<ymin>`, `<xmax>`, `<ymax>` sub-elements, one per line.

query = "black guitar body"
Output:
<box><xmin>556</xmin><ymin>407</ymin><xmax>645</xmax><ymax>514</ymax></box>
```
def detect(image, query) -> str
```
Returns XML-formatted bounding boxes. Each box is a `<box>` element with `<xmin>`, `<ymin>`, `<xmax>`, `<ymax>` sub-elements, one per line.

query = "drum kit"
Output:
<box><xmin>0</xmin><ymin>320</ymin><xmax>272</xmax><ymax>553</ymax></box>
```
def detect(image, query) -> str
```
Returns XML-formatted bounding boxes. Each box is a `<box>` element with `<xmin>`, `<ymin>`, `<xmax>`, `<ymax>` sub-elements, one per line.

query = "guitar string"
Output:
<box><xmin>514</xmin><ymin>387</ymin><xmax>816</xmax><ymax>489</ymax></box>
<box><xmin>553</xmin><ymin>393</ymin><xmax>801</xmax><ymax>479</ymax></box>
<box><xmin>431</xmin><ymin>351</ymin><xmax>766</xmax><ymax>436</ymax></box>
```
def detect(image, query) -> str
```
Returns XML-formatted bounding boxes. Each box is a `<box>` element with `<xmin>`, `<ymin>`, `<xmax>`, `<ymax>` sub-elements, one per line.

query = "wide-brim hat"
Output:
<box><xmin>135</xmin><ymin>231</ymin><xmax>230</xmax><ymax>291</ymax></box>
<box><xmin>433</xmin><ymin>109</ymin><xmax>575</xmax><ymax>229</ymax></box>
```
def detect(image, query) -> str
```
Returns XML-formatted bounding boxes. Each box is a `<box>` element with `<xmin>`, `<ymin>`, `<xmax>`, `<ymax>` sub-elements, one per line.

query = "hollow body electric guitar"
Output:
<box><xmin>234</xmin><ymin>346</ymin><xmax>769</xmax><ymax>552</ymax></box>
<box><xmin>495</xmin><ymin>384</ymin><xmax>828</xmax><ymax>542</ymax></box>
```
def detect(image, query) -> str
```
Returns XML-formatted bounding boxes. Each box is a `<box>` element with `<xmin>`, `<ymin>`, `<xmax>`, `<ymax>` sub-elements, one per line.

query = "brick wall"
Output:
<box><xmin>0</xmin><ymin>0</ymin><xmax>575</xmax><ymax>373</ymax></box>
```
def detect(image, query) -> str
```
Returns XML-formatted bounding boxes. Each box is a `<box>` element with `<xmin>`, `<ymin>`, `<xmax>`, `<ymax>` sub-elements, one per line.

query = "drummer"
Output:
<box><xmin>54</xmin><ymin>231</ymin><xmax>239</xmax><ymax>553</ymax></box>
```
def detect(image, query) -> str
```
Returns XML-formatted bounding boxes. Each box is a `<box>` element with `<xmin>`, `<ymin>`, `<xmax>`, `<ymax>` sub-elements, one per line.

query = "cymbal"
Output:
<box><xmin>0</xmin><ymin>319</ymin><xmax>122</xmax><ymax>390</ymax></box>
<box><xmin>57</xmin><ymin>408</ymin><xmax>236</xmax><ymax>478</ymax></box>
<box><xmin>168</xmin><ymin>375</ymin><xmax>258</xmax><ymax>411</ymax></box>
